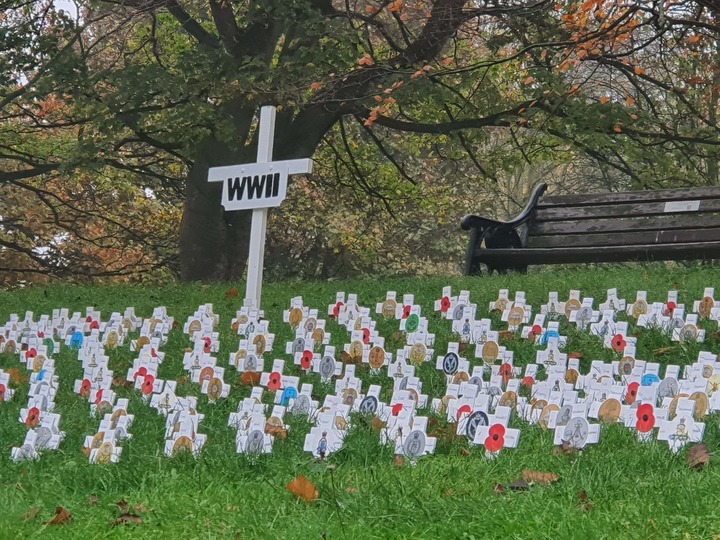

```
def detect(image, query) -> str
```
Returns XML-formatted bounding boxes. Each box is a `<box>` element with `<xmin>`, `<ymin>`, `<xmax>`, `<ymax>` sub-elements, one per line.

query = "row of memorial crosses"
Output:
<box><xmin>3</xmin><ymin>283</ymin><xmax>720</xmax><ymax>463</ymax></box>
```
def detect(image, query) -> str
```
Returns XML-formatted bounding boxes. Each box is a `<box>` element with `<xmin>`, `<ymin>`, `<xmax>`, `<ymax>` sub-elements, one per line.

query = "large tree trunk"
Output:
<box><xmin>178</xmin><ymin>137</ymin><xmax>255</xmax><ymax>281</ymax></box>
<box><xmin>178</xmin><ymin>107</ymin><xmax>338</xmax><ymax>282</ymax></box>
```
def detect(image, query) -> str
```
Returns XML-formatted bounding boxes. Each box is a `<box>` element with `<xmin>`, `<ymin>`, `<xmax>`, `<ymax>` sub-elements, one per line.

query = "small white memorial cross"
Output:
<box><xmin>207</xmin><ymin>106</ymin><xmax>313</xmax><ymax>308</ymax></box>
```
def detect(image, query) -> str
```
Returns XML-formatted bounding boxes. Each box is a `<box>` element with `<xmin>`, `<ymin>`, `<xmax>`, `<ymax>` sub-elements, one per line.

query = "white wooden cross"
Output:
<box><xmin>207</xmin><ymin>106</ymin><xmax>313</xmax><ymax>309</ymax></box>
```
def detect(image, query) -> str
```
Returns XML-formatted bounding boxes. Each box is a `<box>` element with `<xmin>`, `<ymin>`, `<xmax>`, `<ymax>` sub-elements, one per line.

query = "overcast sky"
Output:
<box><xmin>54</xmin><ymin>0</ymin><xmax>79</xmax><ymax>20</ymax></box>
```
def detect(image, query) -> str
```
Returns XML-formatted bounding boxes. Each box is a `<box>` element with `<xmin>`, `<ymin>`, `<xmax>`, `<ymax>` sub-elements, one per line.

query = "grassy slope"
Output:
<box><xmin>0</xmin><ymin>266</ymin><xmax>719</xmax><ymax>539</ymax></box>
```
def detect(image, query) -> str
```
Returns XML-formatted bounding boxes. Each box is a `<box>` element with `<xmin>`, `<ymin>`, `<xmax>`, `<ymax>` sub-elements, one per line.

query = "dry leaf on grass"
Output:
<box><xmin>389</xmin><ymin>331</ymin><xmax>407</xmax><ymax>347</ymax></box>
<box><xmin>443</xmin><ymin>489</ymin><xmax>454</xmax><ymax>498</ymax></box>
<box><xmin>688</xmin><ymin>443</ymin><xmax>711</xmax><ymax>470</ymax></box>
<box><xmin>225</xmin><ymin>288</ymin><xmax>240</xmax><ymax>297</ymax></box>
<box><xmin>460</xmin><ymin>448</ymin><xmax>471</xmax><ymax>457</ymax></box>
<box><xmin>287</xmin><ymin>475</ymin><xmax>320</xmax><ymax>503</ymax></box>
<box><xmin>394</xmin><ymin>455</ymin><xmax>405</xmax><ymax>468</ymax></box>
<box><xmin>112</xmin><ymin>377</ymin><xmax>132</xmax><ymax>388</ymax></box>
<box><xmin>508</xmin><ymin>478</ymin><xmax>530</xmax><ymax>491</ymax></box>
<box><xmin>239</xmin><ymin>372</ymin><xmax>261</xmax><ymax>387</ymax></box>
<box><xmin>338</xmin><ymin>351</ymin><xmax>361</xmax><ymax>365</ymax></box>
<box><xmin>458</xmin><ymin>342</ymin><xmax>468</xmax><ymax>355</ymax></box>
<box><xmin>371</xmin><ymin>417</ymin><xmax>387</xmax><ymax>432</ymax></box>
<box><xmin>48</xmin><ymin>506</ymin><xmax>72</xmax><ymax>525</ymax></box>
<box><xmin>567</xmin><ymin>352</ymin><xmax>584</xmax><ymax>359</ymax></box>
<box><xmin>22</xmin><ymin>507</ymin><xmax>41</xmax><ymax>521</ymax></box>
<box><xmin>498</xmin><ymin>330</ymin><xmax>515</xmax><ymax>341</ymax></box>
<box><xmin>579</xmin><ymin>489</ymin><xmax>593</xmax><ymax>512</ymax></box>
<box><xmin>553</xmin><ymin>440</ymin><xmax>576</xmax><ymax>456</ymax></box>
<box><xmin>115</xmin><ymin>500</ymin><xmax>129</xmax><ymax>512</ymax></box>
<box><xmin>6</xmin><ymin>368</ymin><xmax>28</xmax><ymax>385</ymax></box>
<box><xmin>265</xmin><ymin>425</ymin><xmax>288</xmax><ymax>439</ymax></box>
<box><xmin>522</xmin><ymin>470</ymin><xmax>560</xmax><ymax>486</ymax></box>
<box><xmin>493</xmin><ymin>483</ymin><xmax>506</xmax><ymax>495</ymax></box>
<box><xmin>111</xmin><ymin>514</ymin><xmax>143</xmax><ymax>526</ymax></box>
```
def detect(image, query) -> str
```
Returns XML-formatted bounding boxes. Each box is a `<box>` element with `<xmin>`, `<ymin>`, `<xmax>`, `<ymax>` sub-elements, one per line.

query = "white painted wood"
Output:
<box><xmin>245</xmin><ymin>106</ymin><xmax>276</xmax><ymax>309</ymax></box>
<box><xmin>207</xmin><ymin>106</ymin><xmax>313</xmax><ymax>309</ymax></box>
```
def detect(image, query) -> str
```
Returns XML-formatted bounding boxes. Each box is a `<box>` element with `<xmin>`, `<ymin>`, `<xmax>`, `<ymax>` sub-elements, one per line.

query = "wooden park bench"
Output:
<box><xmin>461</xmin><ymin>183</ymin><xmax>720</xmax><ymax>275</ymax></box>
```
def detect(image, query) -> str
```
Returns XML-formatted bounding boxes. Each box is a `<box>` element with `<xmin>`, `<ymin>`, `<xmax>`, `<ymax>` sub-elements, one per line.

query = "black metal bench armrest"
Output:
<box><xmin>460</xmin><ymin>182</ymin><xmax>548</xmax><ymax>232</ymax></box>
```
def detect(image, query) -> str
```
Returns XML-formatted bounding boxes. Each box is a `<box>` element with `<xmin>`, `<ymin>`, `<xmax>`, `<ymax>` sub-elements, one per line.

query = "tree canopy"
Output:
<box><xmin>2</xmin><ymin>0</ymin><xmax>720</xmax><ymax>283</ymax></box>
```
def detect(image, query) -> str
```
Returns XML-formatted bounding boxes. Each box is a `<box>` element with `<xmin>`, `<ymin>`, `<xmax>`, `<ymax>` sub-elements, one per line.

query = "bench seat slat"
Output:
<box><xmin>471</xmin><ymin>241</ymin><xmax>720</xmax><ymax>267</ymax></box>
<box><xmin>535</xmin><ymin>199</ymin><xmax>720</xmax><ymax>222</ymax></box>
<box><xmin>527</xmin><ymin>227</ymin><xmax>720</xmax><ymax>248</ymax></box>
<box><xmin>530</xmin><ymin>213</ymin><xmax>720</xmax><ymax>235</ymax></box>
<box><xmin>538</xmin><ymin>186</ymin><xmax>720</xmax><ymax>207</ymax></box>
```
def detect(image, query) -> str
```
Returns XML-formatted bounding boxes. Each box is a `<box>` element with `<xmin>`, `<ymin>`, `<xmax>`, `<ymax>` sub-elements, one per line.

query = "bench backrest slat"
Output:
<box><xmin>534</xmin><ymin>199</ymin><xmax>720</xmax><ymax>222</ymax></box>
<box><xmin>538</xmin><ymin>186</ymin><xmax>720</xmax><ymax>207</ymax></box>
<box><xmin>530</xmin><ymin>212</ymin><xmax>720</xmax><ymax>235</ymax></box>
<box><xmin>527</xmin><ymin>226</ymin><xmax>720</xmax><ymax>249</ymax></box>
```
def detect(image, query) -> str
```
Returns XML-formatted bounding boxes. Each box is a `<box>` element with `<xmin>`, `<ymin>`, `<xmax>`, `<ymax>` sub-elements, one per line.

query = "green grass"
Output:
<box><xmin>1</xmin><ymin>265</ymin><xmax>720</xmax><ymax>539</ymax></box>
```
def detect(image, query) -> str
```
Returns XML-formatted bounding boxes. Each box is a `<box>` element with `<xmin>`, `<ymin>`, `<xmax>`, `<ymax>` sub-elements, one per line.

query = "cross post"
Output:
<box><xmin>207</xmin><ymin>106</ymin><xmax>312</xmax><ymax>309</ymax></box>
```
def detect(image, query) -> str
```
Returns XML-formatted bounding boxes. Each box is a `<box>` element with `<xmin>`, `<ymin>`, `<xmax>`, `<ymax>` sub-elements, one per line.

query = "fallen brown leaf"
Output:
<box><xmin>265</xmin><ymin>425</ymin><xmax>288</xmax><ymax>439</ymax></box>
<box><xmin>493</xmin><ymin>483</ymin><xmax>506</xmax><ymax>495</ymax></box>
<box><xmin>338</xmin><ymin>351</ymin><xmax>361</xmax><ymax>365</ymax></box>
<box><xmin>346</xmin><ymin>487</ymin><xmax>357</xmax><ymax>494</ymax></box>
<box><xmin>371</xmin><ymin>417</ymin><xmax>387</xmax><ymax>433</ymax></box>
<box><xmin>553</xmin><ymin>439</ymin><xmax>576</xmax><ymax>456</ymax></box>
<box><xmin>133</xmin><ymin>504</ymin><xmax>148</xmax><ymax>513</ymax></box>
<box><xmin>6</xmin><ymin>367</ymin><xmax>28</xmax><ymax>385</ymax></box>
<box><xmin>567</xmin><ymin>352</ymin><xmax>584</xmax><ymax>359</ymax></box>
<box><xmin>498</xmin><ymin>330</ymin><xmax>515</xmax><ymax>341</ymax></box>
<box><xmin>579</xmin><ymin>489</ymin><xmax>593</xmax><ymax>512</ymax></box>
<box><xmin>239</xmin><ymin>372</ymin><xmax>261</xmax><ymax>387</ymax></box>
<box><xmin>458</xmin><ymin>342</ymin><xmax>469</xmax><ymax>355</ymax></box>
<box><xmin>688</xmin><ymin>443</ymin><xmax>711</xmax><ymax>470</ymax></box>
<box><xmin>172</xmin><ymin>321</ymin><xmax>181</xmax><ymax>329</ymax></box>
<box><xmin>508</xmin><ymin>478</ymin><xmax>530</xmax><ymax>491</ymax></box>
<box><xmin>86</xmin><ymin>494</ymin><xmax>100</xmax><ymax>506</ymax></box>
<box><xmin>389</xmin><ymin>331</ymin><xmax>407</xmax><ymax>347</ymax></box>
<box><xmin>443</xmin><ymin>489</ymin><xmax>454</xmax><ymax>497</ymax></box>
<box><xmin>460</xmin><ymin>448</ymin><xmax>471</xmax><ymax>457</ymax></box>
<box><xmin>394</xmin><ymin>455</ymin><xmax>405</xmax><ymax>468</ymax></box>
<box><xmin>112</xmin><ymin>377</ymin><xmax>132</xmax><ymax>388</ymax></box>
<box><xmin>22</xmin><ymin>507</ymin><xmax>41</xmax><ymax>521</ymax></box>
<box><xmin>522</xmin><ymin>469</ymin><xmax>560</xmax><ymax>486</ymax></box>
<box><xmin>287</xmin><ymin>475</ymin><xmax>320</xmax><ymax>503</ymax></box>
<box><xmin>48</xmin><ymin>506</ymin><xmax>72</xmax><ymax>525</ymax></box>
<box><xmin>111</xmin><ymin>514</ymin><xmax>143</xmax><ymax>526</ymax></box>
<box><xmin>226</xmin><ymin>288</ymin><xmax>240</xmax><ymax>297</ymax></box>
<box><xmin>115</xmin><ymin>500</ymin><xmax>129</xmax><ymax>513</ymax></box>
